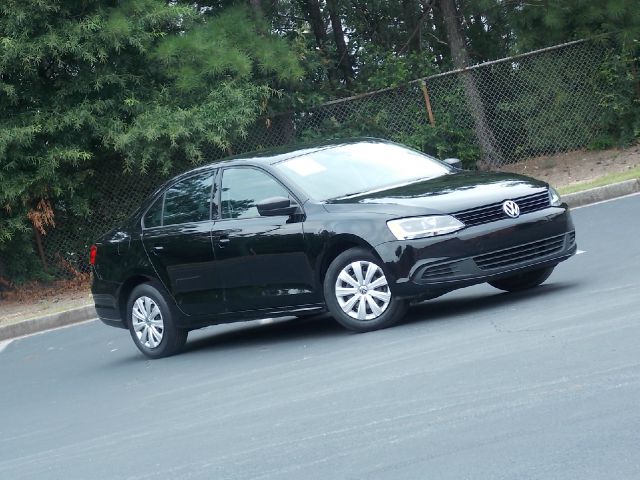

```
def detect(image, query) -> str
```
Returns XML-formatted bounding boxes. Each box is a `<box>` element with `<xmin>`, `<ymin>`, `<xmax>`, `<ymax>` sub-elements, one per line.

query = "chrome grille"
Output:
<box><xmin>473</xmin><ymin>234</ymin><xmax>565</xmax><ymax>270</ymax></box>
<box><xmin>453</xmin><ymin>190</ymin><xmax>551</xmax><ymax>227</ymax></box>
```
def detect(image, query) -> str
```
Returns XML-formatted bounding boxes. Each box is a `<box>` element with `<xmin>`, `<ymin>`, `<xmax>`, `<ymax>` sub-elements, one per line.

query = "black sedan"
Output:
<box><xmin>91</xmin><ymin>139</ymin><xmax>576</xmax><ymax>358</ymax></box>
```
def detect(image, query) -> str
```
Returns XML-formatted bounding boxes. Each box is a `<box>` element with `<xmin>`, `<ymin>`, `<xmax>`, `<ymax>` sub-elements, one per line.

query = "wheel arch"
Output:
<box><xmin>117</xmin><ymin>274</ymin><xmax>156</xmax><ymax>324</ymax></box>
<box><xmin>317</xmin><ymin>234</ymin><xmax>383</xmax><ymax>286</ymax></box>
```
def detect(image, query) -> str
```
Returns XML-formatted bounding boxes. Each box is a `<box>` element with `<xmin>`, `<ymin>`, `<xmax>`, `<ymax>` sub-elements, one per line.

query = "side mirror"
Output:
<box><xmin>443</xmin><ymin>158</ymin><xmax>463</xmax><ymax>170</ymax></box>
<box><xmin>256</xmin><ymin>196</ymin><xmax>299</xmax><ymax>217</ymax></box>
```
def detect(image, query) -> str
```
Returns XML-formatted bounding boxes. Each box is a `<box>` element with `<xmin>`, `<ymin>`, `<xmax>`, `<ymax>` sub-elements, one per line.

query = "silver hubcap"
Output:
<box><xmin>131</xmin><ymin>296</ymin><xmax>164</xmax><ymax>349</ymax></box>
<box><xmin>335</xmin><ymin>261</ymin><xmax>391</xmax><ymax>321</ymax></box>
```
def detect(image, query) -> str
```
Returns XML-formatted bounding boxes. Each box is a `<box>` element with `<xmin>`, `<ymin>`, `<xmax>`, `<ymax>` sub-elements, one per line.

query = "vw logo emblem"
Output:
<box><xmin>502</xmin><ymin>200</ymin><xmax>520</xmax><ymax>218</ymax></box>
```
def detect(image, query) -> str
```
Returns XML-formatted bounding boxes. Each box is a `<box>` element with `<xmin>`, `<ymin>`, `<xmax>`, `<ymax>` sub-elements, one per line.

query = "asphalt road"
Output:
<box><xmin>1</xmin><ymin>194</ymin><xmax>639</xmax><ymax>480</ymax></box>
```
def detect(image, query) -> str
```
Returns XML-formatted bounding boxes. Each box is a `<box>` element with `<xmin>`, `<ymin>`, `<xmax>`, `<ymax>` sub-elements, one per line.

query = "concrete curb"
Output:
<box><xmin>0</xmin><ymin>305</ymin><xmax>96</xmax><ymax>341</ymax></box>
<box><xmin>1</xmin><ymin>178</ymin><xmax>638</xmax><ymax>342</ymax></box>
<box><xmin>564</xmin><ymin>178</ymin><xmax>640</xmax><ymax>208</ymax></box>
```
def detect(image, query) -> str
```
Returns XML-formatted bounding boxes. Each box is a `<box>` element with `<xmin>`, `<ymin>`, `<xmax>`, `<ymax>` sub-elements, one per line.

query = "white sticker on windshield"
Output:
<box><xmin>284</xmin><ymin>157</ymin><xmax>326</xmax><ymax>176</ymax></box>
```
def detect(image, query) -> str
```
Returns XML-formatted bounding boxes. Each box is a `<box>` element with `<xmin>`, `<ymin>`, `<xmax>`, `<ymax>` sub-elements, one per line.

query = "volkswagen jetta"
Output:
<box><xmin>91</xmin><ymin>139</ymin><xmax>576</xmax><ymax>358</ymax></box>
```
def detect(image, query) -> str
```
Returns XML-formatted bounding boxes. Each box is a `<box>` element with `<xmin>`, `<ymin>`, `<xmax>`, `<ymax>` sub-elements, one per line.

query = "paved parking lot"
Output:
<box><xmin>1</xmin><ymin>195</ymin><xmax>639</xmax><ymax>479</ymax></box>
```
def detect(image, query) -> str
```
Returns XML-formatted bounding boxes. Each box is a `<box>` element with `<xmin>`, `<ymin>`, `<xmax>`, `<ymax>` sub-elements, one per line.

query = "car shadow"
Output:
<box><xmin>402</xmin><ymin>281</ymin><xmax>578</xmax><ymax>326</ymax></box>
<box><xmin>182</xmin><ymin>313</ymin><xmax>344</xmax><ymax>355</ymax></box>
<box><xmin>181</xmin><ymin>281</ymin><xmax>579</xmax><ymax>356</ymax></box>
<box><xmin>109</xmin><ymin>281</ymin><xmax>580</xmax><ymax>363</ymax></box>
<box><xmin>102</xmin><ymin>315</ymin><xmax>343</xmax><ymax>365</ymax></box>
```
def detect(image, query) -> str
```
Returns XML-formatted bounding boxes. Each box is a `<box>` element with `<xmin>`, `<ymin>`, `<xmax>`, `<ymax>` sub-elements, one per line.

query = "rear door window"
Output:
<box><xmin>163</xmin><ymin>172</ymin><xmax>215</xmax><ymax>226</ymax></box>
<box><xmin>142</xmin><ymin>172</ymin><xmax>215</xmax><ymax>229</ymax></box>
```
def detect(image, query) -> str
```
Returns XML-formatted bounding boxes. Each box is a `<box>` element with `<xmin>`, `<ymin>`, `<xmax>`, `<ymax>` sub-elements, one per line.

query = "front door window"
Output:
<box><xmin>221</xmin><ymin>168</ymin><xmax>291</xmax><ymax>220</ymax></box>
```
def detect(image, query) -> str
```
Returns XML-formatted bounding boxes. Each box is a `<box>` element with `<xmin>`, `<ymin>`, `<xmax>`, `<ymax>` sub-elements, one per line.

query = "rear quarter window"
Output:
<box><xmin>143</xmin><ymin>197</ymin><xmax>163</xmax><ymax>228</ymax></box>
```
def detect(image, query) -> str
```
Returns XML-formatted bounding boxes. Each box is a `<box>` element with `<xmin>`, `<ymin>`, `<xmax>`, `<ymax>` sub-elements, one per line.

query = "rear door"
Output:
<box><xmin>141</xmin><ymin>170</ymin><xmax>224</xmax><ymax>317</ymax></box>
<box><xmin>212</xmin><ymin>166</ymin><xmax>317</xmax><ymax>313</ymax></box>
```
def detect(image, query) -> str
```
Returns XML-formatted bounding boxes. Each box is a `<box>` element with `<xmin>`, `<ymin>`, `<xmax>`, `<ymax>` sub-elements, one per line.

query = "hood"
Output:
<box><xmin>323</xmin><ymin>171</ymin><xmax>548</xmax><ymax>215</ymax></box>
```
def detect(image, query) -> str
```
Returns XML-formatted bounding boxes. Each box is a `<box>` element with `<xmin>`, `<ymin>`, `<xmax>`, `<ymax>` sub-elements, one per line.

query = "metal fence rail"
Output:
<box><xmin>41</xmin><ymin>39</ymin><xmax>610</xmax><ymax>279</ymax></box>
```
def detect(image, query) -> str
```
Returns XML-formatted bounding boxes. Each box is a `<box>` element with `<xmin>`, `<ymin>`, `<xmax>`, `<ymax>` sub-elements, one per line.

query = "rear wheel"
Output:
<box><xmin>324</xmin><ymin>248</ymin><xmax>407</xmax><ymax>332</ymax></box>
<box><xmin>127</xmin><ymin>282</ymin><xmax>188</xmax><ymax>359</ymax></box>
<box><xmin>488</xmin><ymin>266</ymin><xmax>555</xmax><ymax>292</ymax></box>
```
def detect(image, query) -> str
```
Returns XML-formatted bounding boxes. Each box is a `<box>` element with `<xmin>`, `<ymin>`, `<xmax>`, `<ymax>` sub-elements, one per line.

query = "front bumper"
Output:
<box><xmin>375</xmin><ymin>206</ymin><xmax>576</xmax><ymax>298</ymax></box>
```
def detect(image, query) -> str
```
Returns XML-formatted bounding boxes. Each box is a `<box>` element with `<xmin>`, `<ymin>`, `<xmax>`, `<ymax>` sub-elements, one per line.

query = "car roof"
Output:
<box><xmin>132</xmin><ymin>138</ymin><xmax>415</xmax><ymax>221</ymax></box>
<box><xmin>181</xmin><ymin>137</ymin><xmax>397</xmax><ymax>174</ymax></box>
<box><xmin>144</xmin><ymin>138</ymin><xmax>397</xmax><ymax>206</ymax></box>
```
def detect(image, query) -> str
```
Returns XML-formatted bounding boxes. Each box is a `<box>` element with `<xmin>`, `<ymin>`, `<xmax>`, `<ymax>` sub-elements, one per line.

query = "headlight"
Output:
<box><xmin>549</xmin><ymin>186</ymin><xmax>562</xmax><ymax>207</ymax></box>
<box><xmin>387</xmin><ymin>215</ymin><xmax>465</xmax><ymax>240</ymax></box>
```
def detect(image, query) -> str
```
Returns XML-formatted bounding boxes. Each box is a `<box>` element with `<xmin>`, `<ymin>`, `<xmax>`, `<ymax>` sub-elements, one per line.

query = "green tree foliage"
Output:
<box><xmin>501</xmin><ymin>1</ymin><xmax>640</xmax><ymax>52</ymax></box>
<box><xmin>0</xmin><ymin>0</ymin><xmax>302</xmax><ymax>281</ymax></box>
<box><xmin>1</xmin><ymin>0</ymin><xmax>639</xmax><ymax>284</ymax></box>
<box><xmin>501</xmin><ymin>1</ymin><xmax>640</xmax><ymax>145</ymax></box>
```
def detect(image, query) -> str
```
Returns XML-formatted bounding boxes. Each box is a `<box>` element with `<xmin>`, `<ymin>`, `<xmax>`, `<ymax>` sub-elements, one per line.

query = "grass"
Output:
<box><xmin>558</xmin><ymin>166</ymin><xmax>640</xmax><ymax>195</ymax></box>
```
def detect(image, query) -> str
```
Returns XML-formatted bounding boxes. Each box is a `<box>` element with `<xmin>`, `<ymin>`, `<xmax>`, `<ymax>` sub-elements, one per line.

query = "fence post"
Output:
<box><xmin>420</xmin><ymin>81</ymin><xmax>436</xmax><ymax>127</ymax></box>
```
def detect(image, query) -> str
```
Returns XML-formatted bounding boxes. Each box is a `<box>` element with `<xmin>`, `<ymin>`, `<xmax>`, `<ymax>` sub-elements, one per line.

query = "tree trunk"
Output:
<box><xmin>438</xmin><ymin>0</ymin><xmax>502</xmax><ymax>167</ymax></box>
<box><xmin>249</xmin><ymin>0</ymin><xmax>264</xmax><ymax>18</ymax></box>
<box><xmin>304</xmin><ymin>0</ymin><xmax>327</xmax><ymax>49</ymax></box>
<box><xmin>0</xmin><ymin>255</ymin><xmax>8</xmax><ymax>290</ymax></box>
<box><xmin>325</xmin><ymin>0</ymin><xmax>354</xmax><ymax>87</ymax></box>
<box><xmin>428</xmin><ymin>3</ymin><xmax>451</xmax><ymax>67</ymax></box>
<box><xmin>301</xmin><ymin>0</ymin><xmax>338</xmax><ymax>86</ymax></box>
<box><xmin>402</xmin><ymin>0</ymin><xmax>422</xmax><ymax>54</ymax></box>
<box><xmin>631</xmin><ymin>59</ymin><xmax>640</xmax><ymax>99</ymax></box>
<box><xmin>32</xmin><ymin>225</ymin><xmax>48</xmax><ymax>273</ymax></box>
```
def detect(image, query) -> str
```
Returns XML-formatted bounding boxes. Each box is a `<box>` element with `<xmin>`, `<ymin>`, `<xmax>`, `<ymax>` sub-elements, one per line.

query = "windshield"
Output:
<box><xmin>275</xmin><ymin>142</ymin><xmax>451</xmax><ymax>201</ymax></box>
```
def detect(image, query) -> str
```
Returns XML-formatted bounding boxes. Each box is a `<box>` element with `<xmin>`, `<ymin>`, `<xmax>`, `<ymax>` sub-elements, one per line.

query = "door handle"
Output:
<box><xmin>214</xmin><ymin>235</ymin><xmax>230</xmax><ymax>247</ymax></box>
<box><xmin>151</xmin><ymin>246</ymin><xmax>164</xmax><ymax>255</ymax></box>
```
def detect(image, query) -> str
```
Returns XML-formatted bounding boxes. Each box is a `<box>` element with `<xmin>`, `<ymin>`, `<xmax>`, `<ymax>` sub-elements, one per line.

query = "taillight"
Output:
<box><xmin>90</xmin><ymin>244</ymin><xmax>98</xmax><ymax>265</ymax></box>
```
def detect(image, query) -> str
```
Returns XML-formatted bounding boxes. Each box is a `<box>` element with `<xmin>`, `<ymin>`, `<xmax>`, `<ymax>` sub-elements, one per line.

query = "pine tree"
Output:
<box><xmin>0</xmin><ymin>0</ymin><xmax>302</xmax><ymax>282</ymax></box>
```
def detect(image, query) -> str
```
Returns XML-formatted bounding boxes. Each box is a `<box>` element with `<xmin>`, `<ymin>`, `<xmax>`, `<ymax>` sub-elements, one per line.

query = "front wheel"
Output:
<box><xmin>488</xmin><ymin>266</ymin><xmax>555</xmax><ymax>292</ymax></box>
<box><xmin>127</xmin><ymin>282</ymin><xmax>188</xmax><ymax>359</ymax></box>
<box><xmin>324</xmin><ymin>248</ymin><xmax>407</xmax><ymax>332</ymax></box>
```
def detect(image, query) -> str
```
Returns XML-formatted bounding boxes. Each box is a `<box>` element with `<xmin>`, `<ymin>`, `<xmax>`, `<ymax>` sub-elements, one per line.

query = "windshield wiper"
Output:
<box><xmin>329</xmin><ymin>176</ymin><xmax>440</xmax><ymax>201</ymax></box>
<box><xmin>326</xmin><ymin>176</ymin><xmax>443</xmax><ymax>202</ymax></box>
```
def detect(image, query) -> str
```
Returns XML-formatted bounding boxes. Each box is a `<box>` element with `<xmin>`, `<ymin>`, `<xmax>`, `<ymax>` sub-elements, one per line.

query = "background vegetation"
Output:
<box><xmin>0</xmin><ymin>0</ymin><xmax>638</xmax><ymax>284</ymax></box>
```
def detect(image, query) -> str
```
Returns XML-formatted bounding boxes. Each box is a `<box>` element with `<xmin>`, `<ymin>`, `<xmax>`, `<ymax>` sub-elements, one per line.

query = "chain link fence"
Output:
<box><xmin>41</xmin><ymin>39</ymin><xmax>612</xmax><ymax>279</ymax></box>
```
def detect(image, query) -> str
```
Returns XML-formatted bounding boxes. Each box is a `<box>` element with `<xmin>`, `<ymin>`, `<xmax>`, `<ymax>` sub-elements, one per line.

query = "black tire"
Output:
<box><xmin>323</xmin><ymin>247</ymin><xmax>407</xmax><ymax>332</ymax></box>
<box><xmin>126</xmin><ymin>282</ymin><xmax>188</xmax><ymax>359</ymax></box>
<box><xmin>488</xmin><ymin>266</ymin><xmax>555</xmax><ymax>292</ymax></box>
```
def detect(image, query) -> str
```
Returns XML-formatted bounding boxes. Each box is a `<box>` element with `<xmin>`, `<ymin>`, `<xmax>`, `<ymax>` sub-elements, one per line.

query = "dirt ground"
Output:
<box><xmin>0</xmin><ymin>276</ymin><xmax>92</xmax><ymax>327</ymax></box>
<box><xmin>500</xmin><ymin>144</ymin><xmax>640</xmax><ymax>187</ymax></box>
<box><xmin>1</xmin><ymin>144</ymin><xmax>639</xmax><ymax>327</ymax></box>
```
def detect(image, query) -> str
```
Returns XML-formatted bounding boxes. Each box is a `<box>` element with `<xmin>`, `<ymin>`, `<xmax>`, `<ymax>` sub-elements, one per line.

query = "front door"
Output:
<box><xmin>212</xmin><ymin>167</ymin><xmax>317</xmax><ymax>313</ymax></box>
<box><xmin>142</xmin><ymin>170</ymin><xmax>225</xmax><ymax>317</ymax></box>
